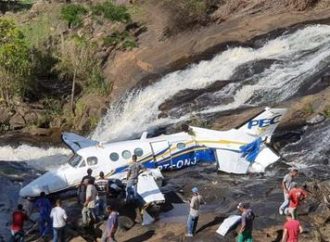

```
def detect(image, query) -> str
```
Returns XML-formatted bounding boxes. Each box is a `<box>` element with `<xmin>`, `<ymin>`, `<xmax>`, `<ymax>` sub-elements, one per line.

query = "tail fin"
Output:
<box><xmin>62</xmin><ymin>132</ymin><xmax>99</xmax><ymax>152</ymax></box>
<box><xmin>238</xmin><ymin>107</ymin><xmax>287</xmax><ymax>141</ymax></box>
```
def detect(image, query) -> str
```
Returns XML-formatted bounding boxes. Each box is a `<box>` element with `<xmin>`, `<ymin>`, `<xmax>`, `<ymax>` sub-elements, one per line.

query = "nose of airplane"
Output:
<box><xmin>19</xmin><ymin>169</ymin><xmax>69</xmax><ymax>198</ymax></box>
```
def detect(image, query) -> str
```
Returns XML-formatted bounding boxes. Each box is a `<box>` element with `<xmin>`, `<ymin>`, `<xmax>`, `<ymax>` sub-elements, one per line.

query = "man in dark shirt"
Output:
<box><xmin>35</xmin><ymin>192</ymin><xmax>52</xmax><ymax>238</ymax></box>
<box><xmin>237</xmin><ymin>202</ymin><xmax>255</xmax><ymax>242</ymax></box>
<box><xmin>11</xmin><ymin>204</ymin><xmax>28</xmax><ymax>242</ymax></box>
<box><xmin>101</xmin><ymin>205</ymin><xmax>119</xmax><ymax>242</ymax></box>
<box><xmin>78</xmin><ymin>168</ymin><xmax>95</xmax><ymax>204</ymax></box>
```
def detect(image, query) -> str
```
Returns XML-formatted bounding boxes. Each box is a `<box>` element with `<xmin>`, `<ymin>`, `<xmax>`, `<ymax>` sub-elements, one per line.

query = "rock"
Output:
<box><xmin>0</xmin><ymin>106</ymin><xmax>11</xmax><ymax>124</ymax></box>
<box><xmin>306</xmin><ymin>113</ymin><xmax>326</xmax><ymax>125</ymax></box>
<box><xmin>319</xmin><ymin>223</ymin><xmax>330</xmax><ymax>241</ymax></box>
<box><xmin>310</xmin><ymin>203</ymin><xmax>330</xmax><ymax>225</ymax></box>
<box><xmin>288</xmin><ymin>0</ymin><xmax>319</xmax><ymax>11</ymax></box>
<box><xmin>24</xmin><ymin>112</ymin><xmax>39</xmax><ymax>125</ymax></box>
<box><xmin>9</xmin><ymin>114</ymin><xmax>26</xmax><ymax>130</ymax></box>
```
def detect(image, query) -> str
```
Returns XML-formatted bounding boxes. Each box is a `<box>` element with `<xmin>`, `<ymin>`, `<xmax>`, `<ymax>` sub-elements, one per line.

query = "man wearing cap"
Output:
<box><xmin>279</xmin><ymin>168</ymin><xmax>298</xmax><ymax>215</ymax></box>
<box><xmin>237</xmin><ymin>203</ymin><xmax>255</xmax><ymax>242</ymax></box>
<box><xmin>186</xmin><ymin>187</ymin><xmax>205</xmax><ymax>237</ymax></box>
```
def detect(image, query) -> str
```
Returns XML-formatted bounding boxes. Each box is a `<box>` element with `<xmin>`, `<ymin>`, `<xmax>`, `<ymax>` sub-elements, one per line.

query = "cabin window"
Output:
<box><xmin>110</xmin><ymin>152</ymin><xmax>119</xmax><ymax>162</ymax></box>
<box><xmin>134</xmin><ymin>148</ymin><xmax>144</xmax><ymax>157</ymax></box>
<box><xmin>177</xmin><ymin>143</ymin><xmax>186</xmax><ymax>150</ymax></box>
<box><xmin>122</xmin><ymin>150</ymin><xmax>131</xmax><ymax>159</ymax></box>
<box><xmin>87</xmin><ymin>156</ymin><xmax>98</xmax><ymax>166</ymax></box>
<box><xmin>68</xmin><ymin>154</ymin><xmax>82</xmax><ymax>167</ymax></box>
<box><xmin>79</xmin><ymin>160</ymin><xmax>86</xmax><ymax>168</ymax></box>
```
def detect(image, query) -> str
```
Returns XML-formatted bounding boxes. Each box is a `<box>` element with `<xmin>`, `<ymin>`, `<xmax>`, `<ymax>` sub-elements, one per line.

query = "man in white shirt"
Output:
<box><xmin>279</xmin><ymin>168</ymin><xmax>298</xmax><ymax>215</ymax></box>
<box><xmin>50</xmin><ymin>199</ymin><xmax>68</xmax><ymax>242</ymax></box>
<box><xmin>82</xmin><ymin>178</ymin><xmax>98</xmax><ymax>226</ymax></box>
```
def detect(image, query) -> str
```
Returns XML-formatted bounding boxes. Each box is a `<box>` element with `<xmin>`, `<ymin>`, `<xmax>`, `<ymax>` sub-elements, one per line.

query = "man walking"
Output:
<box><xmin>237</xmin><ymin>202</ymin><xmax>255</xmax><ymax>242</ymax></box>
<box><xmin>95</xmin><ymin>171</ymin><xmax>109</xmax><ymax>217</ymax></box>
<box><xmin>50</xmin><ymin>199</ymin><xmax>68</xmax><ymax>242</ymax></box>
<box><xmin>101</xmin><ymin>205</ymin><xmax>119</xmax><ymax>242</ymax></box>
<box><xmin>281</xmin><ymin>214</ymin><xmax>303</xmax><ymax>242</ymax></box>
<box><xmin>186</xmin><ymin>187</ymin><xmax>205</xmax><ymax>237</ymax></box>
<box><xmin>279</xmin><ymin>168</ymin><xmax>298</xmax><ymax>215</ymax></box>
<box><xmin>288</xmin><ymin>183</ymin><xmax>307</xmax><ymax>219</ymax></box>
<box><xmin>82</xmin><ymin>179</ymin><xmax>98</xmax><ymax>226</ymax></box>
<box><xmin>10</xmin><ymin>204</ymin><xmax>28</xmax><ymax>242</ymax></box>
<box><xmin>35</xmin><ymin>192</ymin><xmax>52</xmax><ymax>238</ymax></box>
<box><xmin>126</xmin><ymin>155</ymin><xmax>144</xmax><ymax>202</ymax></box>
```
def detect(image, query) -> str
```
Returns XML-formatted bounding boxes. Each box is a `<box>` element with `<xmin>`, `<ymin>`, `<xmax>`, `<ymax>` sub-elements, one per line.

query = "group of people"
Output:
<box><xmin>10</xmin><ymin>154</ymin><xmax>145</xmax><ymax>242</ymax></box>
<box><xmin>185</xmin><ymin>168</ymin><xmax>308</xmax><ymax>242</ymax></box>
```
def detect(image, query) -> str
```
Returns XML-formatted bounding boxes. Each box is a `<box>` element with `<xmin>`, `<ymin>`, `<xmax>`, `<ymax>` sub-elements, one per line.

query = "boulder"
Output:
<box><xmin>0</xmin><ymin>106</ymin><xmax>11</xmax><ymax>124</ymax></box>
<box><xmin>9</xmin><ymin>114</ymin><xmax>26</xmax><ymax>130</ymax></box>
<box><xmin>24</xmin><ymin>111</ymin><xmax>39</xmax><ymax>125</ymax></box>
<box><xmin>310</xmin><ymin>203</ymin><xmax>330</xmax><ymax>226</ymax></box>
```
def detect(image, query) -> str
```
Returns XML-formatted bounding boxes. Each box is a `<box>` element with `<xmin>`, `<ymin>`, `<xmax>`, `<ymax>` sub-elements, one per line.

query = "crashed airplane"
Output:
<box><xmin>19</xmin><ymin>107</ymin><xmax>287</xmax><ymax>198</ymax></box>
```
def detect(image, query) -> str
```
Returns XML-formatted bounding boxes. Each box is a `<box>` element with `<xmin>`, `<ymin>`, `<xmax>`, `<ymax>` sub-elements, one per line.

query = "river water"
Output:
<box><xmin>0</xmin><ymin>24</ymin><xmax>330</xmax><ymax>240</ymax></box>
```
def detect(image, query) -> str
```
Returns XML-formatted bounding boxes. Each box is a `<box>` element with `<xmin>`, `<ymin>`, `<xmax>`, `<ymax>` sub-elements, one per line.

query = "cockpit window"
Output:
<box><xmin>87</xmin><ymin>156</ymin><xmax>98</xmax><ymax>166</ymax></box>
<box><xmin>68</xmin><ymin>154</ymin><xmax>82</xmax><ymax>167</ymax></box>
<box><xmin>177</xmin><ymin>143</ymin><xmax>186</xmax><ymax>150</ymax></box>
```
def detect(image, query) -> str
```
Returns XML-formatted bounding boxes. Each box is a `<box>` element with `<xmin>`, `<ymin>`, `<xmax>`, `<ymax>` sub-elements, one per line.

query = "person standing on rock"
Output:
<box><xmin>237</xmin><ymin>202</ymin><xmax>255</xmax><ymax>242</ymax></box>
<box><xmin>10</xmin><ymin>204</ymin><xmax>28</xmax><ymax>242</ymax></box>
<box><xmin>279</xmin><ymin>168</ymin><xmax>298</xmax><ymax>215</ymax></box>
<box><xmin>34</xmin><ymin>192</ymin><xmax>52</xmax><ymax>239</ymax></box>
<box><xmin>83</xmin><ymin>178</ymin><xmax>98</xmax><ymax>227</ymax></box>
<box><xmin>95</xmin><ymin>171</ymin><xmax>109</xmax><ymax>218</ymax></box>
<box><xmin>101</xmin><ymin>205</ymin><xmax>119</xmax><ymax>242</ymax></box>
<box><xmin>281</xmin><ymin>214</ymin><xmax>303</xmax><ymax>242</ymax></box>
<box><xmin>186</xmin><ymin>187</ymin><xmax>205</xmax><ymax>237</ymax></box>
<box><xmin>126</xmin><ymin>154</ymin><xmax>144</xmax><ymax>202</ymax></box>
<box><xmin>50</xmin><ymin>199</ymin><xmax>68</xmax><ymax>242</ymax></box>
<box><xmin>288</xmin><ymin>183</ymin><xmax>307</xmax><ymax>219</ymax></box>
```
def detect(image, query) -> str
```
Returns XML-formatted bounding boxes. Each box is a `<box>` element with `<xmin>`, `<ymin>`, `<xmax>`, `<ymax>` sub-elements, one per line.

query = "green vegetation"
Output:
<box><xmin>323</xmin><ymin>105</ymin><xmax>330</xmax><ymax>118</ymax></box>
<box><xmin>53</xmin><ymin>36</ymin><xmax>107</xmax><ymax>111</ymax></box>
<box><xmin>103</xmin><ymin>31</ymin><xmax>137</xmax><ymax>50</ymax></box>
<box><xmin>0</xmin><ymin>19</ymin><xmax>31</xmax><ymax>104</ymax></box>
<box><xmin>61</xmin><ymin>4</ymin><xmax>88</xmax><ymax>28</ymax></box>
<box><xmin>91</xmin><ymin>0</ymin><xmax>131</xmax><ymax>23</ymax></box>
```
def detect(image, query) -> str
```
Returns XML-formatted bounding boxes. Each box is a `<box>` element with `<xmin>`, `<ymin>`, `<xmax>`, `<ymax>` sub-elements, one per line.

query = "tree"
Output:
<box><xmin>0</xmin><ymin>19</ymin><xmax>31</xmax><ymax>104</ymax></box>
<box><xmin>53</xmin><ymin>36</ymin><xmax>105</xmax><ymax>112</ymax></box>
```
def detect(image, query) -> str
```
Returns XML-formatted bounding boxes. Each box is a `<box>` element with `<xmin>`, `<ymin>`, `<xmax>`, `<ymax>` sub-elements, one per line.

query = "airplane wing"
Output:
<box><xmin>62</xmin><ymin>132</ymin><xmax>99</xmax><ymax>152</ymax></box>
<box><xmin>137</xmin><ymin>169</ymin><xmax>165</xmax><ymax>204</ymax></box>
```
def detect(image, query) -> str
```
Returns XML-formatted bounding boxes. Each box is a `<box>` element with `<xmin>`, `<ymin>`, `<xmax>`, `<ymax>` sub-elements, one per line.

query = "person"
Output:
<box><xmin>82</xmin><ymin>178</ymin><xmax>98</xmax><ymax>226</ymax></box>
<box><xmin>101</xmin><ymin>205</ymin><xmax>119</xmax><ymax>242</ymax></box>
<box><xmin>10</xmin><ymin>204</ymin><xmax>28</xmax><ymax>242</ymax></box>
<box><xmin>186</xmin><ymin>187</ymin><xmax>205</xmax><ymax>237</ymax></box>
<box><xmin>126</xmin><ymin>155</ymin><xmax>144</xmax><ymax>202</ymax></box>
<box><xmin>50</xmin><ymin>199</ymin><xmax>68</xmax><ymax>242</ymax></box>
<box><xmin>237</xmin><ymin>202</ymin><xmax>255</xmax><ymax>242</ymax></box>
<box><xmin>279</xmin><ymin>168</ymin><xmax>298</xmax><ymax>215</ymax></box>
<box><xmin>95</xmin><ymin>171</ymin><xmax>109</xmax><ymax>217</ymax></box>
<box><xmin>78</xmin><ymin>168</ymin><xmax>95</xmax><ymax>204</ymax></box>
<box><xmin>288</xmin><ymin>183</ymin><xmax>307</xmax><ymax>219</ymax></box>
<box><xmin>281</xmin><ymin>214</ymin><xmax>303</xmax><ymax>242</ymax></box>
<box><xmin>34</xmin><ymin>192</ymin><xmax>52</xmax><ymax>238</ymax></box>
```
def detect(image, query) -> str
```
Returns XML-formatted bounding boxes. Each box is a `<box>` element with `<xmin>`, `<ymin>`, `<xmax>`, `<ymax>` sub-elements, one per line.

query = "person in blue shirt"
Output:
<box><xmin>34</xmin><ymin>192</ymin><xmax>52</xmax><ymax>238</ymax></box>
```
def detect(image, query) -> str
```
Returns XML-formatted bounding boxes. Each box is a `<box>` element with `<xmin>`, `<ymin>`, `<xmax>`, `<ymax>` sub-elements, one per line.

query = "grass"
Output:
<box><xmin>91</xmin><ymin>0</ymin><xmax>131</xmax><ymax>23</ymax></box>
<box><xmin>103</xmin><ymin>31</ymin><xmax>137</xmax><ymax>50</ymax></box>
<box><xmin>323</xmin><ymin>105</ymin><xmax>330</xmax><ymax>118</ymax></box>
<box><xmin>61</xmin><ymin>4</ymin><xmax>88</xmax><ymax>28</ymax></box>
<box><xmin>20</xmin><ymin>4</ymin><xmax>62</xmax><ymax>48</ymax></box>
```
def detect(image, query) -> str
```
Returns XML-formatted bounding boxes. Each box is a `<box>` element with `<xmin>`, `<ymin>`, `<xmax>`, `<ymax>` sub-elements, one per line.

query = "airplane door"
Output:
<box><xmin>150</xmin><ymin>140</ymin><xmax>172</xmax><ymax>170</ymax></box>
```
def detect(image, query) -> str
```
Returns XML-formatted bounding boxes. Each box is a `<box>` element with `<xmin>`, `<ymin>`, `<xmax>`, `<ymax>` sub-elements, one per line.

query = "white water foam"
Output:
<box><xmin>93</xmin><ymin>25</ymin><xmax>330</xmax><ymax>141</ymax></box>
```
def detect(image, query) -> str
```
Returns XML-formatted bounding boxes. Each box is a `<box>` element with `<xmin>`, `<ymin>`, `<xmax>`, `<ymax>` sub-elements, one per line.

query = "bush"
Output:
<box><xmin>91</xmin><ymin>0</ymin><xmax>131</xmax><ymax>23</ymax></box>
<box><xmin>103</xmin><ymin>31</ymin><xmax>137</xmax><ymax>50</ymax></box>
<box><xmin>61</xmin><ymin>4</ymin><xmax>88</xmax><ymax>28</ymax></box>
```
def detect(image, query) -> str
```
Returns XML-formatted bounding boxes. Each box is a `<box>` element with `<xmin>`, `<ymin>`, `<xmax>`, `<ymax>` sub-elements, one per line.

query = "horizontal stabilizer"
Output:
<box><xmin>62</xmin><ymin>132</ymin><xmax>98</xmax><ymax>152</ymax></box>
<box><xmin>216</xmin><ymin>215</ymin><xmax>241</xmax><ymax>236</ymax></box>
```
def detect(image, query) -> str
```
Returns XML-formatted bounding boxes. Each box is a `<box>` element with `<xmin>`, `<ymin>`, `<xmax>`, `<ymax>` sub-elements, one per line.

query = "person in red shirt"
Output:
<box><xmin>288</xmin><ymin>183</ymin><xmax>307</xmax><ymax>219</ymax></box>
<box><xmin>281</xmin><ymin>214</ymin><xmax>303</xmax><ymax>242</ymax></box>
<box><xmin>11</xmin><ymin>204</ymin><xmax>28</xmax><ymax>242</ymax></box>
